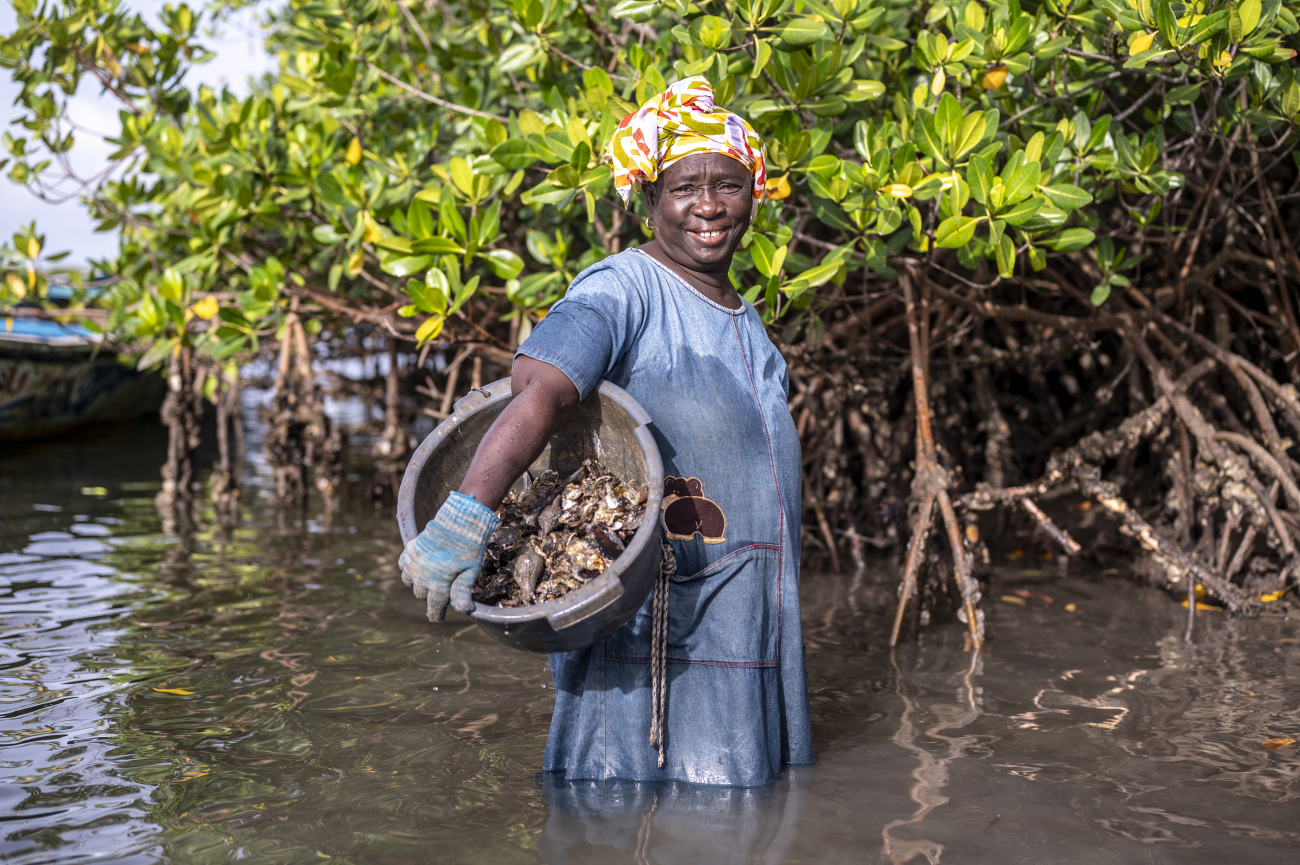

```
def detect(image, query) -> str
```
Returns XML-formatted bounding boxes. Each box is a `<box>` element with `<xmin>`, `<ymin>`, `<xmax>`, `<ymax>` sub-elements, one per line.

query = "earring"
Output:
<box><xmin>644</xmin><ymin>216</ymin><xmax>654</xmax><ymax>231</ymax></box>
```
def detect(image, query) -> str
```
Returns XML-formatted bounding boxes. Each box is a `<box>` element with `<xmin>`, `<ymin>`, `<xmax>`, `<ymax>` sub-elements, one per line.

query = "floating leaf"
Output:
<box><xmin>1262</xmin><ymin>737</ymin><xmax>1295</xmax><ymax>750</ymax></box>
<box><xmin>153</xmin><ymin>687</ymin><xmax>195</xmax><ymax>695</ymax></box>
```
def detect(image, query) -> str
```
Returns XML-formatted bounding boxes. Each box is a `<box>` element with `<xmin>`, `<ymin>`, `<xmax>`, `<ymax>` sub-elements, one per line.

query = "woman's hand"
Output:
<box><xmin>399</xmin><ymin>491</ymin><xmax>499</xmax><ymax>622</ymax></box>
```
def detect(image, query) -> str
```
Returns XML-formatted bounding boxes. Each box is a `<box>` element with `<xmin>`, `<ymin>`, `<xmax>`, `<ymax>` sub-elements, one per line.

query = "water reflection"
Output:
<box><xmin>537</xmin><ymin>769</ymin><xmax>809</xmax><ymax>864</ymax></box>
<box><xmin>2</xmin><ymin>422</ymin><xmax>1300</xmax><ymax>863</ymax></box>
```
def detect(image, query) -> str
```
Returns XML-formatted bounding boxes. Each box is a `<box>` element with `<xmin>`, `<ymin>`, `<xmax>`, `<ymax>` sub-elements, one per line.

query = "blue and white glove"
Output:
<box><xmin>399</xmin><ymin>491</ymin><xmax>500</xmax><ymax>623</ymax></box>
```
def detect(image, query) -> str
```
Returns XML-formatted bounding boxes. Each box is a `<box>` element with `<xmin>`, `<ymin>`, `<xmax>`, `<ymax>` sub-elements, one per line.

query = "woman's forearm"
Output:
<box><xmin>456</xmin><ymin>357</ymin><xmax>579</xmax><ymax>510</ymax></box>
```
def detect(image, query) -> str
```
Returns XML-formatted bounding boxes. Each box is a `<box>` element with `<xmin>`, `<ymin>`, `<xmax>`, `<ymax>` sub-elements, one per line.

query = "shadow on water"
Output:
<box><xmin>2</xmin><ymin>421</ymin><xmax>1300</xmax><ymax>863</ymax></box>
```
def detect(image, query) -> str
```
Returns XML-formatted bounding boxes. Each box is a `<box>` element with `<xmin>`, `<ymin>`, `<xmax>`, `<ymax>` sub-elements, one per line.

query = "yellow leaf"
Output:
<box><xmin>346</xmin><ymin>136</ymin><xmax>363</xmax><ymax>166</ymax></box>
<box><xmin>415</xmin><ymin>315</ymin><xmax>444</xmax><ymax>345</ymax></box>
<box><xmin>1259</xmin><ymin>587</ymin><xmax>1290</xmax><ymax>602</ymax></box>
<box><xmin>982</xmin><ymin>65</ymin><xmax>1008</xmax><ymax>90</ymax></box>
<box><xmin>361</xmin><ymin>212</ymin><xmax>383</xmax><ymax>244</ymax></box>
<box><xmin>1214</xmin><ymin>49</ymin><xmax>1233</xmax><ymax>67</ymax></box>
<box><xmin>1000</xmin><ymin>595</ymin><xmax>1027</xmax><ymax>606</ymax></box>
<box><xmin>930</xmin><ymin>67</ymin><xmax>946</xmax><ymax>96</ymax></box>
<box><xmin>346</xmin><ymin>248</ymin><xmax>365</xmax><ymax>276</ymax></box>
<box><xmin>25</xmin><ymin>236</ymin><xmax>40</xmax><ymax>259</ymax></box>
<box><xmin>764</xmin><ymin>175</ymin><xmax>792</xmax><ymax>201</ymax></box>
<box><xmin>882</xmin><ymin>183</ymin><xmax>913</xmax><ymax>199</ymax></box>
<box><xmin>191</xmin><ymin>296</ymin><xmax>219</xmax><ymax>319</ymax></box>
<box><xmin>1129</xmin><ymin>31</ymin><xmax>1156</xmax><ymax>56</ymax></box>
<box><xmin>5</xmin><ymin>272</ymin><xmax>26</xmax><ymax>299</ymax></box>
<box><xmin>1180</xmin><ymin>599</ymin><xmax>1220</xmax><ymax>611</ymax></box>
<box><xmin>153</xmin><ymin>688</ymin><xmax>195</xmax><ymax>695</ymax></box>
<box><xmin>1262</xmin><ymin>737</ymin><xmax>1295</xmax><ymax>750</ymax></box>
<box><xmin>964</xmin><ymin>524</ymin><xmax>979</xmax><ymax>543</ymax></box>
<box><xmin>1064</xmin><ymin>603</ymin><xmax>1078</xmax><ymax>612</ymax></box>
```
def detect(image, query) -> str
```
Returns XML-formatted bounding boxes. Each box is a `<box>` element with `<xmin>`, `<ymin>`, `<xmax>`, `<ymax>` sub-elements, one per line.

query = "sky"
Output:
<box><xmin>0</xmin><ymin>1</ymin><xmax>276</xmax><ymax>267</ymax></box>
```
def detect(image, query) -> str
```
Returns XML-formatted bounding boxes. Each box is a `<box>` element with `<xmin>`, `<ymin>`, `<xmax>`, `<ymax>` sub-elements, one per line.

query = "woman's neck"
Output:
<box><xmin>639</xmin><ymin>241</ymin><xmax>742</xmax><ymax>310</ymax></box>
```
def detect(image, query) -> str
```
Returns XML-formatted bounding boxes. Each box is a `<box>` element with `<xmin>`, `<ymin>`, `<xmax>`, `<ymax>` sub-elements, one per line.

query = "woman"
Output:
<box><xmin>400</xmin><ymin>77</ymin><xmax>813</xmax><ymax>786</ymax></box>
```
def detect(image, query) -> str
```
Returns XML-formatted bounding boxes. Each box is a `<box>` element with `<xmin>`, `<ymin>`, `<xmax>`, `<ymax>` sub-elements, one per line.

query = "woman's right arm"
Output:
<box><xmin>455</xmin><ymin>356</ymin><xmax>580</xmax><ymax>510</ymax></box>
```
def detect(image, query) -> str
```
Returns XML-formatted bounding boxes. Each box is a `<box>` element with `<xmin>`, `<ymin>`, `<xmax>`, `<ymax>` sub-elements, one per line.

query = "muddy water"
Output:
<box><xmin>2</xmin><ymin>421</ymin><xmax>1299</xmax><ymax>864</ymax></box>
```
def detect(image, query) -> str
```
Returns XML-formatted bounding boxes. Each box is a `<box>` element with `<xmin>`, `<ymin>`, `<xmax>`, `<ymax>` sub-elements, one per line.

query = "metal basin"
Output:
<box><xmin>397</xmin><ymin>377</ymin><xmax>663</xmax><ymax>653</ymax></box>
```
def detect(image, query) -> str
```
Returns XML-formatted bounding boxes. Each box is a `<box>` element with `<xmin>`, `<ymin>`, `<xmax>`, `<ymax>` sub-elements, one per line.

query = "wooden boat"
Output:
<box><xmin>0</xmin><ymin>318</ymin><xmax>165</xmax><ymax>440</ymax></box>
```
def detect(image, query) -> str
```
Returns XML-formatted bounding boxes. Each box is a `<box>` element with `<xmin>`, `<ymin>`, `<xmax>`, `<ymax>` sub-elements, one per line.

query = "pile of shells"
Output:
<box><xmin>473</xmin><ymin>460</ymin><xmax>648</xmax><ymax>607</ymax></box>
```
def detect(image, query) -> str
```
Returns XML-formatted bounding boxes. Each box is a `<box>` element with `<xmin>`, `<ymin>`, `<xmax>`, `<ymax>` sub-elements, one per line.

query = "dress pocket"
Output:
<box><xmin>665</xmin><ymin>544</ymin><xmax>780</xmax><ymax>664</ymax></box>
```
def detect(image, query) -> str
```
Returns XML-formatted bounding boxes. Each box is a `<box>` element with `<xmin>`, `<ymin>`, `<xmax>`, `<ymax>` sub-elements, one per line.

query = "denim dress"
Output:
<box><xmin>517</xmin><ymin>247</ymin><xmax>814</xmax><ymax>786</ymax></box>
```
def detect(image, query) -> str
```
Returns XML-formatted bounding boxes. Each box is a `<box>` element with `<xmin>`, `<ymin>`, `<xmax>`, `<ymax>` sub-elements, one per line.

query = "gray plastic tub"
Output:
<box><xmin>397</xmin><ymin>377</ymin><xmax>663</xmax><ymax>653</ymax></box>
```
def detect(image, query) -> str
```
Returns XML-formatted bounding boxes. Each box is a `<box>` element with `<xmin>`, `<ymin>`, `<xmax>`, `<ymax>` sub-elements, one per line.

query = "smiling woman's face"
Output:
<box><xmin>644</xmin><ymin>152</ymin><xmax>752</xmax><ymax>277</ymax></box>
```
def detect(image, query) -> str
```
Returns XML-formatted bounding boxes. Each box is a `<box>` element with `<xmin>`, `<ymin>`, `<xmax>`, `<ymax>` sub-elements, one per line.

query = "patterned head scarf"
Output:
<box><xmin>605</xmin><ymin>76</ymin><xmax>767</xmax><ymax>223</ymax></box>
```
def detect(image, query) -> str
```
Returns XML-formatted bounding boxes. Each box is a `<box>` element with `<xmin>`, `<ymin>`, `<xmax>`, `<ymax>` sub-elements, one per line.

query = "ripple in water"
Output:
<box><xmin>1</xmin><ymin>421</ymin><xmax>1298</xmax><ymax>864</ymax></box>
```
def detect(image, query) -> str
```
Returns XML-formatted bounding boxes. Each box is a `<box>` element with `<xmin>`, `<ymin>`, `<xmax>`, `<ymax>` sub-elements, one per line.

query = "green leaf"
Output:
<box><xmin>914</xmin><ymin>113</ymin><xmax>947</xmax><ymax>162</ymax></box>
<box><xmin>951</xmin><ymin>111</ymin><xmax>988</xmax><ymax>160</ymax></box>
<box><xmin>935</xmin><ymin>93</ymin><xmax>962</xmax><ymax>152</ymax></box>
<box><xmin>843</xmin><ymin>80</ymin><xmax>885</xmax><ymax>102</ymax></box>
<box><xmin>449</xmin><ymin>157</ymin><xmax>475</xmax><ymax>197</ymax></box>
<box><xmin>935</xmin><ymin>215</ymin><xmax>979</xmax><ymax>248</ymax></box>
<box><xmin>477</xmin><ymin>200</ymin><xmax>502</xmax><ymax>246</ymax></box>
<box><xmin>570</xmin><ymin>141</ymin><xmax>591</xmax><ymax>171</ymax></box>
<box><xmin>750</xmin><ymin>39</ymin><xmax>774</xmax><ymax>79</ymax></box>
<box><xmin>764</xmin><ymin>18</ymin><xmax>830</xmax><ymax>49</ymax></box>
<box><xmin>609</xmin><ymin>0</ymin><xmax>661</xmax><ymax>23</ymax></box>
<box><xmin>158</xmin><ymin>267</ymin><xmax>184</xmax><ymax>303</ymax></box>
<box><xmin>407</xmin><ymin>199</ymin><xmax>434</xmax><ymax>239</ymax></box>
<box><xmin>480</xmin><ymin>248</ymin><xmax>524</xmax><ymax>279</ymax></box>
<box><xmin>312</xmin><ymin>224</ymin><xmax>346</xmax><ymax>245</ymax></box>
<box><xmin>1091</xmin><ymin>283</ymin><xmax>1112</xmax><ymax>306</ymax></box>
<box><xmin>439</xmin><ymin>188</ymin><xmax>467</xmax><ymax>243</ymax></box>
<box><xmin>1156</xmin><ymin>0</ymin><xmax>1178</xmax><ymax>46</ymax></box>
<box><xmin>750</xmin><ymin>233</ymin><xmax>778</xmax><ymax>277</ymax></box>
<box><xmin>785</xmin><ymin>260</ymin><xmax>840</xmax><ymax>290</ymax></box>
<box><xmin>967</xmin><ymin>153</ymin><xmax>994</xmax><ymax>206</ymax></box>
<box><xmin>412</xmin><ymin>237</ymin><xmax>466</xmax><ymax>255</ymax></box>
<box><xmin>380</xmin><ymin>255</ymin><xmax>432</xmax><ymax>277</ymax></box>
<box><xmin>491</xmin><ymin>139</ymin><xmax>541</xmax><ymax>170</ymax></box>
<box><xmin>995</xmin><ymin>235</ymin><xmax>1016</xmax><ymax>278</ymax></box>
<box><xmin>375</xmin><ymin>236</ymin><xmax>414</xmax><ymax>254</ymax></box>
<box><xmin>1239</xmin><ymin>0</ymin><xmax>1261</xmax><ymax>35</ymax></box>
<box><xmin>1002</xmin><ymin>160</ymin><xmax>1041</xmax><ymax>205</ymax></box>
<box><xmin>1038</xmin><ymin>183</ymin><xmax>1093</xmax><ymax>210</ymax></box>
<box><xmin>689</xmin><ymin>15</ymin><xmax>732</xmax><ymax>50</ymax></box>
<box><xmin>1044</xmin><ymin>228</ymin><xmax>1096</xmax><ymax>252</ymax></box>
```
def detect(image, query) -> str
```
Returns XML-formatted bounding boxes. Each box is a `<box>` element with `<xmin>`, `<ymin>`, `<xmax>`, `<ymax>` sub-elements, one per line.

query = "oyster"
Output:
<box><xmin>472</xmin><ymin>459</ymin><xmax>647</xmax><ymax>607</ymax></box>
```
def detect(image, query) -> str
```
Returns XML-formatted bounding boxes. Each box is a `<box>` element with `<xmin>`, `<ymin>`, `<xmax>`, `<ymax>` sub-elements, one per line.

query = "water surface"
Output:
<box><xmin>2</xmin><ymin>421</ymin><xmax>1298</xmax><ymax>863</ymax></box>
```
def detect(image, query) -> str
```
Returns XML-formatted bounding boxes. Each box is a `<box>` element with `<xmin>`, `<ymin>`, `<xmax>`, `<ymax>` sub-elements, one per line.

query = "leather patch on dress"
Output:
<box><xmin>661</xmin><ymin>476</ymin><xmax>726</xmax><ymax>544</ymax></box>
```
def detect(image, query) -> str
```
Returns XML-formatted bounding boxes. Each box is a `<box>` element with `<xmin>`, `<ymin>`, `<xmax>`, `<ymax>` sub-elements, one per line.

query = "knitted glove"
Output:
<box><xmin>399</xmin><ymin>491</ymin><xmax>500</xmax><ymax>623</ymax></box>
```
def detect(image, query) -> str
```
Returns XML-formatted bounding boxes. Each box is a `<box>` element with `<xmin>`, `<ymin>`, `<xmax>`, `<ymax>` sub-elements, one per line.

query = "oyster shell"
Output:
<box><xmin>472</xmin><ymin>459</ymin><xmax>647</xmax><ymax>607</ymax></box>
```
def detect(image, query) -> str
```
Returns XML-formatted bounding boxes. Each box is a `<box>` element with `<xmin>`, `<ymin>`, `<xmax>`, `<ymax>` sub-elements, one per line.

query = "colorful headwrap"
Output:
<box><xmin>605</xmin><ymin>76</ymin><xmax>768</xmax><ymax>223</ymax></box>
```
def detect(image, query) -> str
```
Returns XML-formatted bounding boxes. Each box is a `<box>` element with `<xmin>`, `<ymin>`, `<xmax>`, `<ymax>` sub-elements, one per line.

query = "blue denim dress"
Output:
<box><xmin>517</xmin><ymin>247</ymin><xmax>813</xmax><ymax>786</ymax></box>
